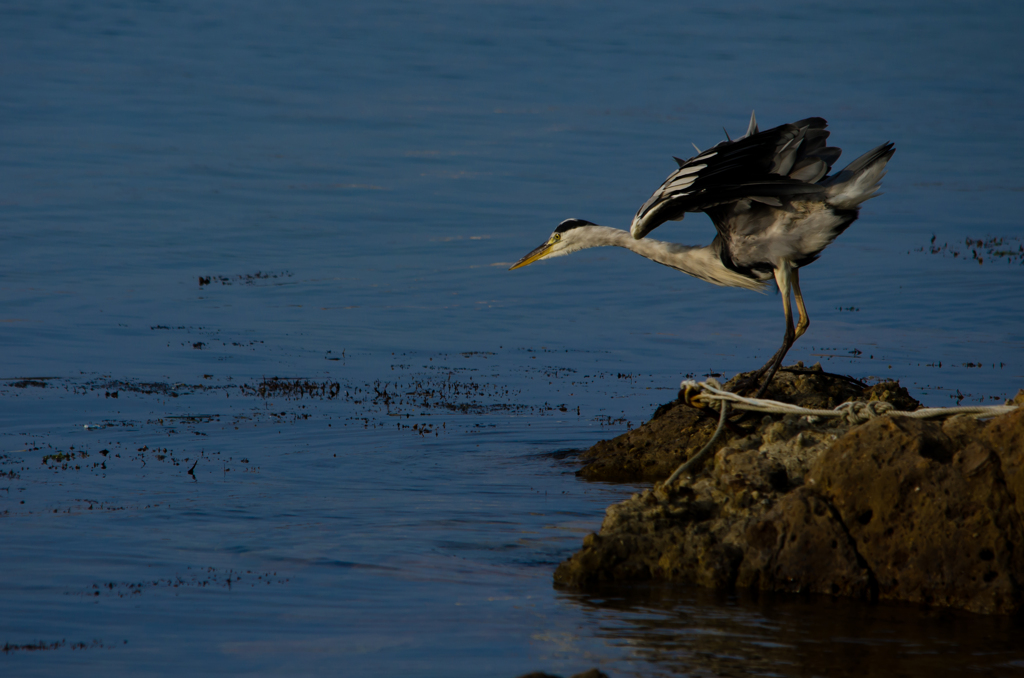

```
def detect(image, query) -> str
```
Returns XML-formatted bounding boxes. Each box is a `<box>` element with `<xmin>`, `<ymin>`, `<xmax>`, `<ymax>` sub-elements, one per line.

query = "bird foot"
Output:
<box><xmin>729</xmin><ymin>371</ymin><xmax>768</xmax><ymax>397</ymax></box>
<box><xmin>728</xmin><ymin>364</ymin><xmax>784</xmax><ymax>398</ymax></box>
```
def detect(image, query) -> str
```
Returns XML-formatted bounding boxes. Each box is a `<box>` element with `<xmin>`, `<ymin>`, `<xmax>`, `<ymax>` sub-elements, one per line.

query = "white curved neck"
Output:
<box><xmin>567</xmin><ymin>225</ymin><xmax>765</xmax><ymax>291</ymax></box>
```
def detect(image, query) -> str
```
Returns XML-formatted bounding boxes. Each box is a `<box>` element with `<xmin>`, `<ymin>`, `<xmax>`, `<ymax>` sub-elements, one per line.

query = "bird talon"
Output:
<box><xmin>730</xmin><ymin>374</ymin><xmax>762</xmax><ymax>396</ymax></box>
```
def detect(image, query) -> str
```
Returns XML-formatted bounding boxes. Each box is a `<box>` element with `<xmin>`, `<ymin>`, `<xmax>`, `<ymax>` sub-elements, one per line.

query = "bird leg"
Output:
<box><xmin>792</xmin><ymin>268</ymin><xmax>809</xmax><ymax>340</ymax></box>
<box><xmin>751</xmin><ymin>269</ymin><xmax>809</xmax><ymax>393</ymax></box>
<box><xmin>753</xmin><ymin>264</ymin><xmax>798</xmax><ymax>399</ymax></box>
<box><xmin>732</xmin><ymin>263</ymin><xmax>799</xmax><ymax>397</ymax></box>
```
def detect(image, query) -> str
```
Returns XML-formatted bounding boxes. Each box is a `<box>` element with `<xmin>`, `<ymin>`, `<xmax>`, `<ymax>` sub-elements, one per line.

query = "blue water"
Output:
<box><xmin>2</xmin><ymin>1</ymin><xmax>1023</xmax><ymax>676</ymax></box>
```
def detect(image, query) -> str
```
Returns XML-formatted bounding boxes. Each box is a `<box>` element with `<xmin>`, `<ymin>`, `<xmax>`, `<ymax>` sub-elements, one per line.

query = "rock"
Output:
<box><xmin>556</xmin><ymin>367</ymin><xmax>1024</xmax><ymax>615</ymax></box>
<box><xmin>735</xmin><ymin>487</ymin><xmax>874</xmax><ymax>598</ymax></box>
<box><xmin>576</xmin><ymin>363</ymin><xmax>909</xmax><ymax>483</ymax></box>
<box><xmin>808</xmin><ymin>413</ymin><xmax>1024</xmax><ymax>614</ymax></box>
<box><xmin>577</xmin><ymin>398</ymin><xmax>716</xmax><ymax>482</ymax></box>
<box><xmin>985</xmin><ymin>404</ymin><xmax>1024</xmax><ymax>518</ymax></box>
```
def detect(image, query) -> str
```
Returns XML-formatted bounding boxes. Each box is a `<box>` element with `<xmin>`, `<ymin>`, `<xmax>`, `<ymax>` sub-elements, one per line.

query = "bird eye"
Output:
<box><xmin>550</xmin><ymin>234</ymin><xmax>561</xmax><ymax>244</ymax></box>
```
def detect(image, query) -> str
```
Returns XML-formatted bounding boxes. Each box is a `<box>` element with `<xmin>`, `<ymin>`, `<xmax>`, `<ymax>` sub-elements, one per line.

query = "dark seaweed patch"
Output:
<box><xmin>8</xmin><ymin>379</ymin><xmax>48</xmax><ymax>388</ymax></box>
<box><xmin>2</xmin><ymin>639</ymin><xmax>119</xmax><ymax>653</ymax></box>
<box><xmin>241</xmin><ymin>377</ymin><xmax>342</xmax><ymax>399</ymax></box>
<box><xmin>197</xmin><ymin>271</ymin><xmax>294</xmax><ymax>286</ymax></box>
<box><xmin>914</xmin><ymin>235</ymin><xmax>1023</xmax><ymax>265</ymax></box>
<box><xmin>72</xmin><ymin>567</ymin><xmax>290</xmax><ymax>598</ymax></box>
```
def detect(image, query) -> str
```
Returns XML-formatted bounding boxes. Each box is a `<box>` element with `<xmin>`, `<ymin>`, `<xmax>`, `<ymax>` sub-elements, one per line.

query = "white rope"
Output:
<box><xmin>679</xmin><ymin>379</ymin><xmax>1018</xmax><ymax>426</ymax></box>
<box><xmin>660</xmin><ymin>379</ymin><xmax>1019</xmax><ymax>487</ymax></box>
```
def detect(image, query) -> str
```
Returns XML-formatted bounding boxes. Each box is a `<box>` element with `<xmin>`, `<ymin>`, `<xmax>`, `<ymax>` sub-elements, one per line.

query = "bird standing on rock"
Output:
<box><xmin>511</xmin><ymin>113</ymin><xmax>894</xmax><ymax>396</ymax></box>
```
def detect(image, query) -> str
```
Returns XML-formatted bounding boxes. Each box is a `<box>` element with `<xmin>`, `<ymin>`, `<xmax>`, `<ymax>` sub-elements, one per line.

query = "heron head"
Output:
<box><xmin>509</xmin><ymin>219</ymin><xmax>596</xmax><ymax>270</ymax></box>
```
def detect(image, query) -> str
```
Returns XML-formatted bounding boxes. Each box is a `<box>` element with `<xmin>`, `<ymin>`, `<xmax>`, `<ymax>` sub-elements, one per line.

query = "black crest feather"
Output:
<box><xmin>555</xmin><ymin>218</ymin><xmax>595</xmax><ymax>233</ymax></box>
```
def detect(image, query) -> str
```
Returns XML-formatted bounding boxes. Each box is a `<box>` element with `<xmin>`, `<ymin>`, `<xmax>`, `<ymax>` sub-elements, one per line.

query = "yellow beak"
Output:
<box><xmin>509</xmin><ymin>240</ymin><xmax>555</xmax><ymax>270</ymax></box>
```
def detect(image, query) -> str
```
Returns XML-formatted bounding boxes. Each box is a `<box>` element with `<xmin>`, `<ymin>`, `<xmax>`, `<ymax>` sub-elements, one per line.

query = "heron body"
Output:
<box><xmin>511</xmin><ymin>114</ymin><xmax>894</xmax><ymax>395</ymax></box>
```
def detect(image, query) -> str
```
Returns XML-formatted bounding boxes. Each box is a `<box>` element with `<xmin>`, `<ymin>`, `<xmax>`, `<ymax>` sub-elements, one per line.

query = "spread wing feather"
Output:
<box><xmin>630</xmin><ymin>116</ymin><xmax>844</xmax><ymax>239</ymax></box>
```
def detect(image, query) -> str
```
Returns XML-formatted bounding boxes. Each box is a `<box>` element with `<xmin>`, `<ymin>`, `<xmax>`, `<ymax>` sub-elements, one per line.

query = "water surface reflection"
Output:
<box><xmin>562</xmin><ymin>584</ymin><xmax>1024</xmax><ymax>677</ymax></box>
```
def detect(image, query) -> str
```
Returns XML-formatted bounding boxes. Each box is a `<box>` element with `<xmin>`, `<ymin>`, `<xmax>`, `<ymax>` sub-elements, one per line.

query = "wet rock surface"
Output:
<box><xmin>557</xmin><ymin>364</ymin><xmax>1024</xmax><ymax>615</ymax></box>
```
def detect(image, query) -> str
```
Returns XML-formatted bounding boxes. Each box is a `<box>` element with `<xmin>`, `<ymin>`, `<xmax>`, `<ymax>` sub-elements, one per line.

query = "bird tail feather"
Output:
<box><xmin>823</xmin><ymin>142</ymin><xmax>895</xmax><ymax>209</ymax></box>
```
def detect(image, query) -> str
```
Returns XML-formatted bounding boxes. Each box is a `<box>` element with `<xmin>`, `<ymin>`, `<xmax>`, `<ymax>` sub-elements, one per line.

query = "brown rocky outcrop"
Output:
<box><xmin>556</xmin><ymin>366</ymin><xmax>1024</xmax><ymax>615</ymax></box>
<box><xmin>576</xmin><ymin>363</ymin><xmax>915</xmax><ymax>483</ymax></box>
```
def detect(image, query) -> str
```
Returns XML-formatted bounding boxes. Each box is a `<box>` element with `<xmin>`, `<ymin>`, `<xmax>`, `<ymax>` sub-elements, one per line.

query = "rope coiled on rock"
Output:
<box><xmin>679</xmin><ymin>379</ymin><xmax>1018</xmax><ymax>425</ymax></box>
<box><xmin>660</xmin><ymin>379</ymin><xmax>1020</xmax><ymax>488</ymax></box>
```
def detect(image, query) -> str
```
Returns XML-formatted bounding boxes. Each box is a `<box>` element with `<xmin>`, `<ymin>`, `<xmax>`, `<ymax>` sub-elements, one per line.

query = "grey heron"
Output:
<box><xmin>510</xmin><ymin>113</ymin><xmax>894</xmax><ymax>396</ymax></box>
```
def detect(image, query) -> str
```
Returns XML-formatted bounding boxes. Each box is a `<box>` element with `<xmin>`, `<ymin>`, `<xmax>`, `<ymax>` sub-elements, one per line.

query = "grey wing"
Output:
<box><xmin>630</xmin><ymin>116</ymin><xmax>842</xmax><ymax>239</ymax></box>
